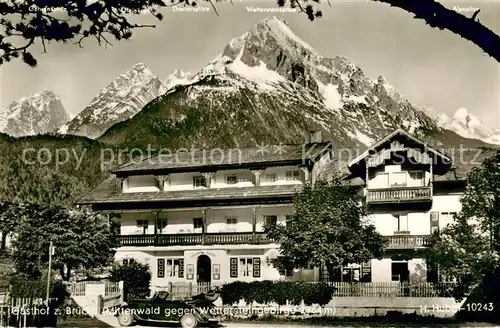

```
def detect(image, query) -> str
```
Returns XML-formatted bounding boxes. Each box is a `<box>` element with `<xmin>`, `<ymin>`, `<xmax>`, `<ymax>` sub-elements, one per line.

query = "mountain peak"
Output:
<box><xmin>58</xmin><ymin>63</ymin><xmax>166</xmax><ymax>139</ymax></box>
<box><xmin>164</xmin><ymin>69</ymin><xmax>194</xmax><ymax>90</ymax></box>
<box><xmin>452</xmin><ymin>107</ymin><xmax>483</xmax><ymax>127</ymax></box>
<box><xmin>131</xmin><ymin>62</ymin><xmax>148</xmax><ymax>71</ymax></box>
<box><xmin>1</xmin><ymin>91</ymin><xmax>70</xmax><ymax>136</ymax></box>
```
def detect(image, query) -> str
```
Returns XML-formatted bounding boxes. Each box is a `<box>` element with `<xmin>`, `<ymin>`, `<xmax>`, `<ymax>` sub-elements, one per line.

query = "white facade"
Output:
<box><xmin>343</xmin><ymin>130</ymin><xmax>463</xmax><ymax>284</ymax></box>
<box><xmin>123</xmin><ymin>166</ymin><xmax>305</xmax><ymax>193</ymax></box>
<box><xmin>111</xmin><ymin>155</ymin><xmax>330</xmax><ymax>287</ymax></box>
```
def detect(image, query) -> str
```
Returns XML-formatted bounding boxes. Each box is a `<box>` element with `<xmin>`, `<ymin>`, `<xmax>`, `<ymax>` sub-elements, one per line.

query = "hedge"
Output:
<box><xmin>220</xmin><ymin>281</ymin><xmax>334</xmax><ymax>306</ymax></box>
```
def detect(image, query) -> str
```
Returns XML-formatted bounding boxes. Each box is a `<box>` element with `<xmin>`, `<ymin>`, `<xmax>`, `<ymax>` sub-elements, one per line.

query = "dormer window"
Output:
<box><xmin>193</xmin><ymin>176</ymin><xmax>206</xmax><ymax>188</ymax></box>
<box><xmin>226</xmin><ymin>175</ymin><xmax>238</xmax><ymax>185</ymax></box>
<box><xmin>285</xmin><ymin>170</ymin><xmax>300</xmax><ymax>181</ymax></box>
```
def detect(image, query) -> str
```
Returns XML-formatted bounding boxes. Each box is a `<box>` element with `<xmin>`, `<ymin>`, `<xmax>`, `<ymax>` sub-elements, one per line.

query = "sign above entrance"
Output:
<box><xmin>191</xmin><ymin>251</ymin><xmax>216</xmax><ymax>258</ymax></box>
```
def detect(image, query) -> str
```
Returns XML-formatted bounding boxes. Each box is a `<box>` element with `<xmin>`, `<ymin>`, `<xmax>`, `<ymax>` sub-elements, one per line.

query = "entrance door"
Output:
<box><xmin>391</xmin><ymin>261</ymin><xmax>409</xmax><ymax>282</ymax></box>
<box><xmin>197</xmin><ymin>255</ymin><xmax>212</xmax><ymax>283</ymax></box>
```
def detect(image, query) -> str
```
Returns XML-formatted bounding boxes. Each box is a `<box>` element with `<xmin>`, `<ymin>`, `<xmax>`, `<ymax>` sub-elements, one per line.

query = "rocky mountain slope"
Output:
<box><xmin>424</xmin><ymin>107</ymin><xmax>500</xmax><ymax>145</ymax></box>
<box><xmin>57</xmin><ymin>63</ymin><xmax>168</xmax><ymax>139</ymax></box>
<box><xmin>0</xmin><ymin>90</ymin><xmax>71</xmax><ymax>137</ymax></box>
<box><xmin>98</xmin><ymin>16</ymin><xmax>492</xmax><ymax>153</ymax></box>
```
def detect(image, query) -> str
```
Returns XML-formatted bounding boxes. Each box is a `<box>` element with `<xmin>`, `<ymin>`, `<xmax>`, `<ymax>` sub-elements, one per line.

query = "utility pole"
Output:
<box><xmin>46</xmin><ymin>240</ymin><xmax>54</xmax><ymax>307</ymax></box>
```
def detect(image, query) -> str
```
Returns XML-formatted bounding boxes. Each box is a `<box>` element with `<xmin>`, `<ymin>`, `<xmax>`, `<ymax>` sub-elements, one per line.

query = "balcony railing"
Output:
<box><xmin>366</xmin><ymin>186</ymin><xmax>432</xmax><ymax>204</ymax></box>
<box><xmin>386</xmin><ymin>235</ymin><xmax>429</xmax><ymax>249</ymax></box>
<box><xmin>120</xmin><ymin>232</ymin><xmax>273</xmax><ymax>247</ymax></box>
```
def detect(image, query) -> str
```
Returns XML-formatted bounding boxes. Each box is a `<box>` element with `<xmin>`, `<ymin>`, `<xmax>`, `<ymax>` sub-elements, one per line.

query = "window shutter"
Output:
<box><xmin>230</xmin><ymin>258</ymin><xmax>238</xmax><ymax>278</ymax></box>
<box><xmin>157</xmin><ymin>259</ymin><xmax>165</xmax><ymax>278</ymax></box>
<box><xmin>361</xmin><ymin>261</ymin><xmax>372</xmax><ymax>282</ymax></box>
<box><xmin>179</xmin><ymin>259</ymin><xmax>185</xmax><ymax>278</ymax></box>
<box><xmin>253</xmin><ymin>258</ymin><xmax>261</xmax><ymax>278</ymax></box>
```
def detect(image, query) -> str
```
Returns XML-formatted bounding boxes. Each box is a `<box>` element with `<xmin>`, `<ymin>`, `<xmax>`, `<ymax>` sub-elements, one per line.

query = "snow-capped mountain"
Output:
<box><xmin>57</xmin><ymin>63</ymin><xmax>167</xmax><ymax>139</ymax></box>
<box><xmin>102</xmin><ymin>16</ymin><xmax>483</xmax><ymax>151</ymax></box>
<box><xmin>424</xmin><ymin>107</ymin><xmax>500</xmax><ymax>145</ymax></box>
<box><xmin>164</xmin><ymin>69</ymin><xmax>195</xmax><ymax>91</ymax></box>
<box><xmin>0</xmin><ymin>90</ymin><xmax>71</xmax><ymax>137</ymax></box>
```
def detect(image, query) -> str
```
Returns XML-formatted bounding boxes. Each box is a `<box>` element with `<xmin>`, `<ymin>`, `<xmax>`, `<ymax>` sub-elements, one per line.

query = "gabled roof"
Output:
<box><xmin>348</xmin><ymin>128</ymin><xmax>451</xmax><ymax>168</ymax></box>
<box><xmin>114</xmin><ymin>142</ymin><xmax>332</xmax><ymax>176</ymax></box>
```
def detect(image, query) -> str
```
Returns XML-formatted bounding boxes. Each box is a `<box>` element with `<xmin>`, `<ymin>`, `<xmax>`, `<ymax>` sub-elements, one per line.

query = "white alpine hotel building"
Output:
<box><xmin>78</xmin><ymin>129</ymin><xmax>474</xmax><ymax>286</ymax></box>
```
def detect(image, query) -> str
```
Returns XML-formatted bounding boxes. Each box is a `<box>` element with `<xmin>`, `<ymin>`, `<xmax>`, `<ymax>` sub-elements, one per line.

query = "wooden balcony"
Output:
<box><xmin>119</xmin><ymin>232</ymin><xmax>273</xmax><ymax>247</ymax></box>
<box><xmin>366</xmin><ymin>187</ymin><xmax>432</xmax><ymax>204</ymax></box>
<box><xmin>386</xmin><ymin>235</ymin><xmax>429</xmax><ymax>249</ymax></box>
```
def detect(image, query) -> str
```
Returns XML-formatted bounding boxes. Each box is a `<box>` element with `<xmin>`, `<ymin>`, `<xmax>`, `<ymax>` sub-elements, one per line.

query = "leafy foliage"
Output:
<box><xmin>9</xmin><ymin>273</ymin><xmax>69</xmax><ymax>302</ymax></box>
<box><xmin>6</xmin><ymin>203</ymin><xmax>118</xmax><ymax>280</ymax></box>
<box><xmin>426</xmin><ymin>150</ymin><xmax>500</xmax><ymax>302</ymax></box>
<box><xmin>109</xmin><ymin>261</ymin><xmax>151</xmax><ymax>300</ymax></box>
<box><xmin>220</xmin><ymin>281</ymin><xmax>334</xmax><ymax>306</ymax></box>
<box><xmin>266</xmin><ymin>176</ymin><xmax>386</xmax><ymax>277</ymax></box>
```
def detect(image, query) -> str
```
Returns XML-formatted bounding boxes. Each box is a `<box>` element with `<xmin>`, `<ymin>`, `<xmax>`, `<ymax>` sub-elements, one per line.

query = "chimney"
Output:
<box><xmin>309</xmin><ymin>130</ymin><xmax>322</xmax><ymax>143</ymax></box>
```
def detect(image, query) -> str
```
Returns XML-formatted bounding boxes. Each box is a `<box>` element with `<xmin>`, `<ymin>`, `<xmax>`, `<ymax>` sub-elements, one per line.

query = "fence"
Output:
<box><xmin>154</xmin><ymin>281</ymin><xmax>456</xmax><ymax>299</ymax></box>
<box><xmin>0</xmin><ymin>297</ymin><xmax>58</xmax><ymax>327</ymax></box>
<box><xmin>65</xmin><ymin>280</ymin><xmax>121</xmax><ymax>296</ymax></box>
<box><xmin>152</xmin><ymin>282</ymin><xmax>223</xmax><ymax>299</ymax></box>
<box><xmin>328</xmin><ymin>282</ymin><xmax>456</xmax><ymax>298</ymax></box>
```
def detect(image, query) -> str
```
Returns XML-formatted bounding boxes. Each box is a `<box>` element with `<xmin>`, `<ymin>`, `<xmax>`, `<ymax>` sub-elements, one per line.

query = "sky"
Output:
<box><xmin>0</xmin><ymin>0</ymin><xmax>499</xmax><ymax>128</ymax></box>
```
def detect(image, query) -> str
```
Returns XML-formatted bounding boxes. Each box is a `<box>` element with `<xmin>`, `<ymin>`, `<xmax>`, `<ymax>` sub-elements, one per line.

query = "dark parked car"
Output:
<box><xmin>116</xmin><ymin>290</ymin><xmax>219</xmax><ymax>328</ymax></box>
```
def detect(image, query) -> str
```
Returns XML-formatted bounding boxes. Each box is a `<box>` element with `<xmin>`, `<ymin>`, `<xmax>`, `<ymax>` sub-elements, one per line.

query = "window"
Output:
<box><xmin>123</xmin><ymin>258</ymin><xmax>135</xmax><ymax>265</ymax></box>
<box><xmin>264</xmin><ymin>215</ymin><xmax>277</xmax><ymax>226</ymax></box>
<box><xmin>390</xmin><ymin>172</ymin><xmax>407</xmax><ymax>187</ymax></box>
<box><xmin>285</xmin><ymin>170</ymin><xmax>300</xmax><ymax>181</ymax></box>
<box><xmin>394</xmin><ymin>214</ymin><xmax>408</xmax><ymax>233</ymax></box>
<box><xmin>342</xmin><ymin>266</ymin><xmax>361</xmax><ymax>282</ymax></box>
<box><xmin>165</xmin><ymin>259</ymin><xmax>184</xmax><ymax>277</ymax></box>
<box><xmin>391</xmin><ymin>262</ymin><xmax>409</xmax><ymax>282</ymax></box>
<box><xmin>226</xmin><ymin>217</ymin><xmax>238</xmax><ymax>225</ymax></box>
<box><xmin>156</xmin><ymin>219</ymin><xmax>167</xmax><ymax>233</ymax></box>
<box><xmin>264</xmin><ymin>174</ymin><xmax>276</xmax><ymax>182</ymax></box>
<box><xmin>409</xmin><ymin>171</ymin><xmax>424</xmax><ymax>186</ymax></box>
<box><xmin>136</xmin><ymin>220</ymin><xmax>149</xmax><ymax>234</ymax></box>
<box><xmin>226</xmin><ymin>175</ymin><xmax>238</xmax><ymax>185</ymax></box>
<box><xmin>193</xmin><ymin>218</ymin><xmax>204</xmax><ymax>231</ymax></box>
<box><xmin>193</xmin><ymin>176</ymin><xmax>206</xmax><ymax>188</ymax></box>
<box><xmin>239</xmin><ymin>258</ymin><xmax>253</xmax><ymax>277</ymax></box>
<box><xmin>230</xmin><ymin>258</ymin><xmax>262</xmax><ymax>278</ymax></box>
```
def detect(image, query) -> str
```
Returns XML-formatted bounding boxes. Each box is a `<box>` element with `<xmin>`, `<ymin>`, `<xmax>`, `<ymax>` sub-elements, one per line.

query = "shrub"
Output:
<box><xmin>220</xmin><ymin>281</ymin><xmax>334</xmax><ymax>306</ymax></box>
<box><xmin>9</xmin><ymin>273</ymin><xmax>69</xmax><ymax>303</ymax></box>
<box><xmin>109</xmin><ymin>261</ymin><xmax>150</xmax><ymax>300</ymax></box>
